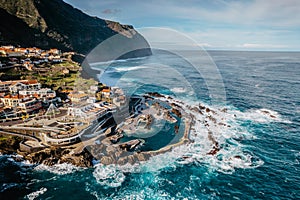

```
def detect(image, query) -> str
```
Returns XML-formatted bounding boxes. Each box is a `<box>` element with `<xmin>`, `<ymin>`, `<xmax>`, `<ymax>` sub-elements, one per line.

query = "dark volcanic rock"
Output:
<box><xmin>25</xmin><ymin>147</ymin><xmax>93</xmax><ymax>167</ymax></box>
<box><xmin>147</xmin><ymin>92</ymin><xmax>165</xmax><ymax>98</ymax></box>
<box><xmin>171</xmin><ymin>108</ymin><xmax>182</xmax><ymax>118</ymax></box>
<box><xmin>174</xmin><ymin>124</ymin><xmax>179</xmax><ymax>134</ymax></box>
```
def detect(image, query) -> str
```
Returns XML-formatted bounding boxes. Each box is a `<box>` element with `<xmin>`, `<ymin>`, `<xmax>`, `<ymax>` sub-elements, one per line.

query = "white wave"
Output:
<box><xmin>1</xmin><ymin>154</ymin><xmax>33</xmax><ymax>168</ymax></box>
<box><xmin>148</xmin><ymin>97</ymin><xmax>263</xmax><ymax>173</ymax></box>
<box><xmin>93</xmin><ymin>164</ymin><xmax>125</xmax><ymax>188</ymax></box>
<box><xmin>90</xmin><ymin>97</ymin><xmax>265</xmax><ymax>174</ymax></box>
<box><xmin>178</xmin><ymin>102</ymin><xmax>263</xmax><ymax>173</ymax></box>
<box><xmin>90</xmin><ymin>56</ymin><xmax>149</xmax><ymax>67</ymax></box>
<box><xmin>87</xmin><ymin>174</ymin><xmax>204</xmax><ymax>200</ymax></box>
<box><xmin>171</xmin><ymin>87</ymin><xmax>187</xmax><ymax>93</ymax></box>
<box><xmin>26</xmin><ymin>187</ymin><xmax>47</xmax><ymax>200</ymax></box>
<box><xmin>113</xmin><ymin>65</ymin><xmax>148</xmax><ymax>72</ymax></box>
<box><xmin>89</xmin><ymin>174</ymin><xmax>173</xmax><ymax>200</ymax></box>
<box><xmin>130</xmin><ymin>151</ymin><xmax>180</xmax><ymax>173</ymax></box>
<box><xmin>18</xmin><ymin>160</ymin><xmax>33</xmax><ymax>168</ymax></box>
<box><xmin>231</xmin><ymin>108</ymin><xmax>291</xmax><ymax>123</ymax></box>
<box><xmin>109</xmin><ymin>187</ymin><xmax>171</xmax><ymax>200</ymax></box>
<box><xmin>34</xmin><ymin>163</ymin><xmax>82</xmax><ymax>175</ymax></box>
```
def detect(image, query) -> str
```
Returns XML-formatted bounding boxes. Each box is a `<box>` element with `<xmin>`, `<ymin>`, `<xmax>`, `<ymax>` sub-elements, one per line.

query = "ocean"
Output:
<box><xmin>1</xmin><ymin>50</ymin><xmax>299</xmax><ymax>199</ymax></box>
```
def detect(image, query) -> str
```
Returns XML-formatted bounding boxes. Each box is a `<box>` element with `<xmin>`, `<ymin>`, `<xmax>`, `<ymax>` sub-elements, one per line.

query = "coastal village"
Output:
<box><xmin>0</xmin><ymin>45</ymin><xmax>121</xmax><ymax>123</ymax></box>
<box><xmin>0</xmin><ymin>45</ymin><xmax>124</xmax><ymax>165</ymax></box>
<box><xmin>0</xmin><ymin>45</ymin><xmax>191</xmax><ymax>166</ymax></box>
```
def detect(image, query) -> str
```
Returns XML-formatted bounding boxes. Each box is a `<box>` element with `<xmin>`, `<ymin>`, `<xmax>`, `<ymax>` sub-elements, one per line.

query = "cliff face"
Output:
<box><xmin>0</xmin><ymin>0</ymin><xmax>152</xmax><ymax>57</ymax></box>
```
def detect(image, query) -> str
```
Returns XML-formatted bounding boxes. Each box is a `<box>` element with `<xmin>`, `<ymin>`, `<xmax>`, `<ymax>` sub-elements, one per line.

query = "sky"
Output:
<box><xmin>64</xmin><ymin>0</ymin><xmax>300</xmax><ymax>51</ymax></box>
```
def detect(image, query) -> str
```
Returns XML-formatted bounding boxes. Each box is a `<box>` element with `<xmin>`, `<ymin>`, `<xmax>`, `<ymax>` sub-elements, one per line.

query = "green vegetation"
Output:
<box><xmin>0</xmin><ymin>135</ymin><xmax>8</xmax><ymax>141</ymax></box>
<box><xmin>0</xmin><ymin>56</ymin><xmax>100</xmax><ymax>95</ymax></box>
<box><xmin>74</xmin><ymin>77</ymin><xmax>98</xmax><ymax>92</ymax></box>
<box><xmin>30</xmin><ymin>60</ymin><xmax>81</xmax><ymax>90</ymax></box>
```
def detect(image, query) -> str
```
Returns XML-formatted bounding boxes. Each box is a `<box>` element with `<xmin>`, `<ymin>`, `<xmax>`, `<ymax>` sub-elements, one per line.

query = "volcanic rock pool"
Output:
<box><xmin>88</xmin><ymin>96</ymin><xmax>190</xmax><ymax>165</ymax></box>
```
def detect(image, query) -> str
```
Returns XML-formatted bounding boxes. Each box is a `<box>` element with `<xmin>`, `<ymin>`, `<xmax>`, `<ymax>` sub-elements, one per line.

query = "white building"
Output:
<box><xmin>68</xmin><ymin>92</ymin><xmax>89</xmax><ymax>103</ymax></box>
<box><xmin>19</xmin><ymin>88</ymin><xmax>56</xmax><ymax>99</ymax></box>
<box><xmin>18</xmin><ymin>99</ymin><xmax>42</xmax><ymax>113</ymax></box>
<box><xmin>0</xmin><ymin>95</ymin><xmax>21</xmax><ymax>107</ymax></box>
<box><xmin>7</xmin><ymin>80</ymin><xmax>41</xmax><ymax>93</ymax></box>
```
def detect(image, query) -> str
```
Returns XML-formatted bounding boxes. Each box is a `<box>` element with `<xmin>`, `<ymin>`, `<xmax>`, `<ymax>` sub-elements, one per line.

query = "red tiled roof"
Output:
<box><xmin>27</xmin><ymin>80</ymin><xmax>38</xmax><ymax>84</ymax></box>
<box><xmin>0</xmin><ymin>80</ymin><xmax>39</xmax><ymax>86</ymax></box>
<box><xmin>3</xmin><ymin>94</ymin><xmax>26</xmax><ymax>99</ymax></box>
<box><xmin>102</xmin><ymin>89</ymin><xmax>111</xmax><ymax>93</ymax></box>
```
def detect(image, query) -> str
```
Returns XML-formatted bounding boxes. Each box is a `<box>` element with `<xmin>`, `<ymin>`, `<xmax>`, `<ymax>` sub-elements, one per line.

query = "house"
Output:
<box><xmin>15</xmin><ymin>48</ymin><xmax>28</xmax><ymax>54</ymax></box>
<box><xmin>19</xmin><ymin>88</ymin><xmax>56</xmax><ymax>99</ymax></box>
<box><xmin>101</xmin><ymin>88</ymin><xmax>111</xmax><ymax>100</ymax></box>
<box><xmin>18</xmin><ymin>98</ymin><xmax>42</xmax><ymax>113</ymax></box>
<box><xmin>49</xmin><ymin>48</ymin><xmax>60</xmax><ymax>55</ymax></box>
<box><xmin>0</xmin><ymin>81</ymin><xmax>13</xmax><ymax>92</ymax></box>
<box><xmin>0</xmin><ymin>94</ymin><xmax>24</xmax><ymax>107</ymax></box>
<box><xmin>113</xmin><ymin>95</ymin><xmax>126</xmax><ymax>107</ymax></box>
<box><xmin>96</xmin><ymin>88</ymin><xmax>112</xmax><ymax>102</ymax></box>
<box><xmin>68</xmin><ymin>92</ymin><xmax>89</xmax><ymax>103</ymax></box>
<box><xmin>6</xmin><ymin>50</ymin><xmax>23</xmax><ymax>57</ymax></box>
<box><xmin>90</xmin><ymin>85</ymin><xmax>99</xmax><ymax>92</ymax></box>
<box><xmin>0</xmin><ymin>108</ymin><xmax>17</xmax><ymax>119</ymax></box>
<box><xmin>9</xmin><ymin>80</ymin><xmax>41</xmax><ymax>93</ymax></box>
<box><xmin>87</xmin><ymin>97</ymin><xmax>97</xmax><ymax>104</ymax></box>
<box><xmin>0</xmin><ymin>48</ymin><xmax>6</xmax><ymax>56</ymax></box>
<box><xmin>0</xmin><ymin>80</ymin><xmax>41</xmax><ymax>93</ymax></box>
<box><xmin>38</xmin><ymin>88</ymin><xmax>56</xmax><ymax>99</ymax></box>
<box><xmin>1</xmin><ymin>46</ymin><xmax>14</xmax><ymax>50</ymax></box>
<box><xmin>111</xmin><ymin>87</ymin><xmax>126</xmax><ymax>106</ymax></box>
<box><xmin>41</xmin><ymin>51</ymin><xmax>49</xmax><ymax>57</ymax></box>
<box><xmin>67</xmin><ymin>106</ymin><xmax>87</xmax><ymax>119</ymax></box>
<box><xmin>27</xmin><ymin>47</ymin><xmax>42</xmax><ymax>54</ymax></box>
<box><xmin>23</xmin><ymin>61</ymin><xmax>33</xmax><ymax>70</ymax></box>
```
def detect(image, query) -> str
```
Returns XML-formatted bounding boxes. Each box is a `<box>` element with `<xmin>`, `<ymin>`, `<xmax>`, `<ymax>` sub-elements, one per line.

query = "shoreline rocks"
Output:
<box><xmin>1</xmin><ymin>94</ymin><xmax>194</xmax><ymax>167</ymax></box>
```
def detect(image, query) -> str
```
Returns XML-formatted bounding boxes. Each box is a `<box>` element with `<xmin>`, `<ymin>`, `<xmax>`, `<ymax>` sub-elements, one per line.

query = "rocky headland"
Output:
<box><xmin>0</xmin><ymin>0</ymin><xmax>151</xmax><ymax>57</ymax></box>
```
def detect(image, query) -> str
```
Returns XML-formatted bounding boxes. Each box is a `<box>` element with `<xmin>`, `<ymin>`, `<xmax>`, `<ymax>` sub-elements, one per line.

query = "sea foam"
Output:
<box><xmin>232</xmin><ymin>108</ymin><xmax>290</xmax><ymax>123</ymax></box>
<box><xmin>34</xmin><ymin>163</ymin><xmax>82</xmax><ymax>175</ymax></box>
<box><xmin>26</xmin><ymin>187</ymin><xmax>47</xmax><ymax>200</ymax></box>
<box><xmin>91</xmin><ymin>97</ymin><xmax>269</xmax><ymax>181</ymax></box>
<box><xmin>93</xmin><ymin>164</ymin><xmax>125</xmax><ymax>188</ymax></box>
<box><xmin>113</xmin><ymin>65</ymin><xmax>148</xmax><ymax>72</ymax></box>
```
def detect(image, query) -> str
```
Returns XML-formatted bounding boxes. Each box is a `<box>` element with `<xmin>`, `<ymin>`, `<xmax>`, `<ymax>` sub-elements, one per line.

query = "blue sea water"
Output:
<box><xmin>1</xmin><ymin>50</ymin><xmax>300</xmax><ymax>199</ymax></box>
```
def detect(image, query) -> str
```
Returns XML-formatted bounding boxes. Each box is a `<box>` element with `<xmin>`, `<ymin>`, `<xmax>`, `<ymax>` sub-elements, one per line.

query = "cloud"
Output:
<box><xmin>64</xmin><ymin>0</ymin><xmax>300</xmax><ymax>50</ymax></box>
<box><xmin>65</xmin><ymin>0</ymin><xmax>300</xmax><ymax>27</ymax></box>
<box><xmin>157</xmin><ymin>0</ymin><xmax>300</xmax><ymax>27</ymax></box>
<box><xmin>185</xmin><ymin>29</ymin><xmax>297</xmax><ymax>50</ymax></box>
<box><xmin>102</xmin><ymin>9</ymin><xmax>121</xmax><ymax>15</ymax></box>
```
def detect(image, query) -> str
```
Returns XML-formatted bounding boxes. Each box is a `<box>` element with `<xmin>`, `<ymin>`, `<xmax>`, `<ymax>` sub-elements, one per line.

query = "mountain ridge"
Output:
<box><xmin>0</xmin><ymin>0</ymin><xmax>151</xmax><ymax>57</ymax></box>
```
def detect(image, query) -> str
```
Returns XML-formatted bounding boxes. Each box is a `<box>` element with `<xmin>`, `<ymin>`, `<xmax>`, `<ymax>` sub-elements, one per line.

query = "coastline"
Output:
<box><xmin>0</xmin><ymin>93</ymin><xmax>193</xmax><ymax>167</ymax></box>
